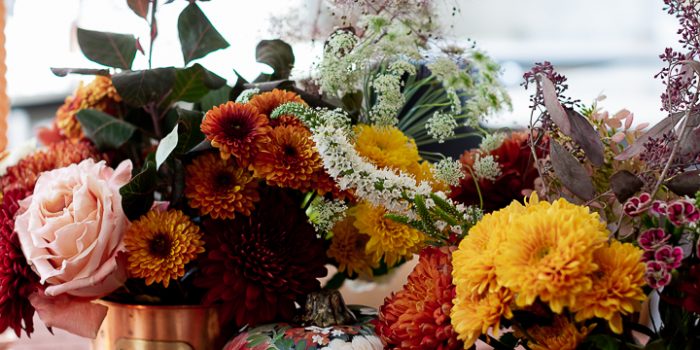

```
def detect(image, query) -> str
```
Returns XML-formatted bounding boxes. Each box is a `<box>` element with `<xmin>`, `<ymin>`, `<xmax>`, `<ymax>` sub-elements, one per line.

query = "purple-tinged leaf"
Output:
<box><xmin>567</xmin><ymin>108</ymin><xmax>605</xmax><ymax>167</ymax></box>
<box><xmin>50</xmin><ymin>67</ymin><xmax>109</xmax><ymax>77</ymax></box>
<box><xmin>127</xmin><ymin>0</ymin><xmax>149</xmax><ymax>19</ymax></box>
<box><xmin>666</xmin><ymin>170</ymin><xmax>700</xmax><ymax>196</ymax></box>
<box><xmin>615</xmin><ymin>112</ymin><xmax>682</xmax><ymax>160</ymax></box>
<box><xmin>539</xmin><ymin>74</ymin><xmax>571</xmax><ymax>134</ymax></box>
<box><xmin>550</xmin><ymin>140</ymin><xmax>595</xmax><ymax>201</ymax></box>
<box><xmin>610</xmin><ymin>170</ymin><xmax>644</xmax><ymax>203</ymax></box>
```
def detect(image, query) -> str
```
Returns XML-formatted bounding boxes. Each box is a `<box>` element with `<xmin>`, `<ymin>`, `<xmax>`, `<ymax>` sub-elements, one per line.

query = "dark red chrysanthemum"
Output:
<box><xmin>449</xmin><ymin>132</ymin><xmax>546</xmax><ymax>213</ymax></box>
<box><xmin>0</xmin><ymin>189</ymin><xmax>39</xmax><ymax>337</ymax></box>
<box><xmin>377</xmin><ymin>246</ymin><xmax>462</xmax><ymax>350</ymax></box>
<box><xmin>1</xmin><ymin>140</ymin><xmax>102</xmax><ymax>198</ymax></box>
<box><xmin>196</xmin><ymin>188</ymin><xmax>327</xmax><ymax>327</ymax></box>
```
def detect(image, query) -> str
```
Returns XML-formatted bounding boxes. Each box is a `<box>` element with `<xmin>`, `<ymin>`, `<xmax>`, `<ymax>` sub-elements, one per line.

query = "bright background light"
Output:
<box><xmin>5</xmin><ymin>0</ymin><xmax>678</xmax><ymax>146</ymax></box>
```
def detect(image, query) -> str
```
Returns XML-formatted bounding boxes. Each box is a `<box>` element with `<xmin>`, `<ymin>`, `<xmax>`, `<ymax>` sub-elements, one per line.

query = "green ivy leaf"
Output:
<box><xmin>200</xmin><ymin>85</ymin><xmax>231</xmax><ymax>112</ymax></box>
<box><xmin>177</xmin><ymin>3</ymin><xmax>229</xmax><ymax>64</ymax></box>
<box><xmin>77</xmin><ymin>28</ymin><xmax>137</xmax><ymax>69</ymax></box>
<box><xmin>120</xmin><ymin>160</ymin><xmax>157</xmax><ymax>221</ymax></box>
<box><xmin>169</xmin><ymin>63</ymin><xmax>226</xmax><ymax>104</ymax></box>
<box><xmin>582</xmin><ymin>334</ymin><xmax>621</xmax><ymax>350</ymax></box>
<box><xmin>155</xmin><ymin>124</ymin><xmax>179</xmax><ymax>170</ymax></box>
<box><xmin>112</xmin><ymin>68</ymin><xmax>177</xmax><ymax>107</ymax></box>
<box><xmin>254</xmin><ymin>39</ymin><xmax>294</xmax><ymax>82</ymax></box>
<box><xmin>76</xmin><ymin>109</ymin><xmax>136</xmax><ymax>150</ymax></box>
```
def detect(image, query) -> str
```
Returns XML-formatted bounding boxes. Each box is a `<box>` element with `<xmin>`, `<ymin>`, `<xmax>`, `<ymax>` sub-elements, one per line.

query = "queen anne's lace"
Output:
<box><xmin>426</xmin><ymin>112</ymin><xmax>458</xmax><ymax>143</ymax></box>
<box><xmin>433</xmin><ymin>157</ymin><xmax>464</xmax><ymax>187</ymax></box>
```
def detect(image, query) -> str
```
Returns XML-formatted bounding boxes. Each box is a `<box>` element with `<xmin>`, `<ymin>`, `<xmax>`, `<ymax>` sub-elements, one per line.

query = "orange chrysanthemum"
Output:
<box><xmin>252</xmin><ymin>125</ymin><xmax>322</xmax><ymax>191</ymax></box>
<box><xmin>55</xmin><ymin>76</ymin><xmax>122</xmax><ymax>141</ymax></box>
<box><xmin>1</xmin><ymin>140</ymin><xmax>102</xmax><ymax>198</ymax></box>
<box><xmin>248</xmin><ymin>89</ymin><xmax>307</xmax><ymax>117</ymax></box>
<box><xmin>378</xmin><ymin>247</ymin><xmax>463</xmax><ymax>350</ymax></box>
<box><xmin>327</xmin><ymin>216</ymin><xmax>376</xmax><ymax>278</ymax></box>
<box><xmin>185</xmin><ymin>153</ymin><xmax>259</xmax><ymax>220</ymax></box>
<box><xmin>525</xmin><ymin>316</ymin><xmax>593</xmax><ymax>350</ymax></box>
<box><xmin>125</xmin><ymin>209</ymin><xmax>205</xmax><ymax>288</ymax></box>
<box><xmin>201</xmin><ymin>102</ymin><xmax>272</xmax><ymax>165</ymax></box>
<box><xmin>572</xmin><ymin>241</ymin><xmax>646</xmax><ymax>334</ymax></box>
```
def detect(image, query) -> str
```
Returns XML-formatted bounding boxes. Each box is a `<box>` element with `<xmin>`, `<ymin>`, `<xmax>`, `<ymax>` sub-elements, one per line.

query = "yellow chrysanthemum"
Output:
<box><xmin>56</xmin><ymin>76</ymin><xmax>122</xmax><ymax>141</ymax></box>
<box><xmin>353</xmin><ymin>125</ymin><xmax>421</xmax><ymax>172</ymax></box>
<box><xmin>452</xmin><ymin>201</ymin><xmax>525</xmax><ymax>296</ymax></box>
<box><xmin>327</xmin><ymin>216</ymin><xmax>378</xmax><ymax>278</ymax></box>
<box><xmin>125</xmin><ymin>209</ymin><xmax>205</xmax><ymax>288</ymax></box>
<box><xmin>185</xmin><ymin>153</ymin><xmax>259</xmax><ymax>219</ymax></box>
<box><xmin>572</xmin><ymin>241</ymin><xmax>646</xmax><ymax>334</ymax></box>
<box><xmin>450</xmin><ymin>286</ymin><xmax>514</xmax><ymax>349</ymax></box>
<box><xmin>525</xmin><ymin>316</ymin><xmax>593</xmax><ymax>350</ymax></box>
<box><xmin>351</xmin><ymin>201</ymin><xmax>425</xmax><ymax>267</ymax></box>
<box><xmin>494</xmin><ymin>196</ymin><xmax>608</xmax><ymax>313</ymax></box>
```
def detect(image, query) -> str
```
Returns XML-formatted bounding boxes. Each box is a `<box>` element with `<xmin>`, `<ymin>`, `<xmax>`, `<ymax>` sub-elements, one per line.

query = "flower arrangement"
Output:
<box><xmin>0</xmin><ymin>0</ymin><xmax>511</xmax><ymax>343</ymax></box>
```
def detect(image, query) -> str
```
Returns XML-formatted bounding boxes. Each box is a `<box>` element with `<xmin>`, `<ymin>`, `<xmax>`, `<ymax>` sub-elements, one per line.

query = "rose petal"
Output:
<box><xmin>30</xmin><ymin>290</ymin><xmax>108</xmax><ymax>339</ymax></box>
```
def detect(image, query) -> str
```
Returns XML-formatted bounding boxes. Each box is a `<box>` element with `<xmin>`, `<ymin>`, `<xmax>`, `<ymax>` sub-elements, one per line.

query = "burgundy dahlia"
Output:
<box><xmin>196</xmin><ymin>188</ymin><xmax>327</xmax><ymax>327</ymax></box>
<box><xmin>449</xmin><ymin>132</ymin><xmax>544</xmax><ymax>213</ymax></box>
<box><xmin>0</xmin><ymin>189</ymin><xmax>39</xmax><ymax>337</ymax></box>
<box><xmin>377</xmin><ymin>246</ymin><xmax>462</xmax><ymax>350</ymax></box>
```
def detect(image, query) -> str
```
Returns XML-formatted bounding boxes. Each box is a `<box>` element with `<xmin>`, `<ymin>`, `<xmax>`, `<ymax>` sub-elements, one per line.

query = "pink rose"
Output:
<box><xmin>15</xmin><ymin>159</ymin><xmax>132</xmax><ymax>298</ymax></box>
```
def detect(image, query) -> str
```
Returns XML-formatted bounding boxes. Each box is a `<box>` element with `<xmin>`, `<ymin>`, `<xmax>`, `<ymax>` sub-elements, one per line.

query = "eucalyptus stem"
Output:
<box><xmin>148</xmin><ymin>0</ymin><xmax>157</xmax><ymax>69</ymax></box>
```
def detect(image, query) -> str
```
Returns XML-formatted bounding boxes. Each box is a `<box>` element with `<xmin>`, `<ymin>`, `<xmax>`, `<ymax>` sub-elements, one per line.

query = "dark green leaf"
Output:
<box><xmin>254</xmin><ymin>39</ymin><xmax>294</xmax><ymax>82</ymax></box>
<box><xmin>324</xmin><ymin>272</ymin><xmax>346</xmax><ymax>290</ymax></box>
<box><xmin>567</xmin><ymin>108</ymin><xmax>605</xmax><ymax>167</ymax></box>
<box><xmin>155</xmin><ymin>124</ymin><xmax>179</xmax><ymax>170</ymax></box>
<box><xmin>120</xmin><ymin>161</ymin><xmax>157</xmax><ymax>221</ymax></box>
<box><xmin>77</xmin><ymin>28</ymin><xmax>137</xmax><ymax>69</ymax></box>
<box><xmin>666</xmin><ymin>170</ymin><xmax>700</xmax><ymax>196</ymax></box>
<box><xmin>230</xmin><ymin>69</ymin><xmax>249</xmax><ymax>101</ymax></box>
<box><xmin>76</xmin><ymin>109</ymin><xmax>136</xmax><ymax>149</ymax></box>
<box><xmin>112</xmin><ymin>68</ymin><xmax>176</xmax><ymax>107</ymax></box>
<box><xmin>611</xmin><ymin>170</ymin><xmax>644</xmax><ymax>202</ymax></box>
<box><xmin>177</xmin><ymin>3</ymin><xmax>229</xmax><ymax>64</ymax></box>
<box><xmin>550</xmin><ymin>140</ymin><xmax>595</xmax><ymax>201</ymax></box>
<box><xmin>173</xmin><ymin>108</ymin><xmax>205</xmax><ymax>154</ymax></box>
<box><xmin>50</xmin><ymin>67</ymin><xmax>109</xmax><ymax>77</ymax></box>
<box><xmin>169</xmin><ymin>64</ymin><xmax>226</xmax><ymax>104</ymax></box>
<box><xmin>243</xmin><ymin>80</ymin><xmax>295</xmax><ymax>92</ymax></box>
<box><xmin>582</xmin><ymin>334</ymin><xmax>621</xmax><ymax>350</ymax></box>
<box><xmin>498</xmin><ymin>332</ymin><xmax>519</xmax><ymax>348</ymax></box>
<box><xmin>127</xmin><ymin>0</ymin><xmax>150</xmax><ymax>19</ymax></box>
<box><xmin>200</xmin><ymin>85</ymin><xmax>231</xmax><ymax>112</ymax></box>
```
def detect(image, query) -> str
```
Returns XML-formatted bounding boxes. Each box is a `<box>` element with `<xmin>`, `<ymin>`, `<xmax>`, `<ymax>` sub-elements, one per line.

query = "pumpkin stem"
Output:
<box><xmin>300</xmin><ymin>289</ymin><xmax>357</xmax><ymax>327</ymax></box>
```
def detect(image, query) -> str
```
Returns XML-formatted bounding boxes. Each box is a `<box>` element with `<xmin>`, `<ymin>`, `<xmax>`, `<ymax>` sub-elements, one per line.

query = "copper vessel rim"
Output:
<box><xmin>96</xmin><ymin>300</ymin><xmax>216</xmax><ymax>311</ymax></box>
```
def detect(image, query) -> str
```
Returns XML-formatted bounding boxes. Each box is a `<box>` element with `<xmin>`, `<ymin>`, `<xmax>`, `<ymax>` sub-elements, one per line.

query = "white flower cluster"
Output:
<box><xmin>388</xmin><ymin>60</ymin><xmax>417</xmax><ymax>76</ymax></box>
<box><xmin>318</xmin><ymin>32</ymin><xmax>363</xmax><ymax>97</ymax></box>
<box><xmin>306</xmin><ymin>197</ymin><xmax>348</xmax><ymax>234</ymax></box>
<box><xmin>433</xmin><ymin>157</ymin><xmax>464</xmax><ymax>187</ymax></box>
<box><xmin>472</xmin><ymin>154</ymin><xmax>502</xmax><ymax>182</ymax></box>
<box><xmin>426</xmin><ymin>51</ymin><xmax>511</xmax><ymax>127</ymax></box>
<box><xmin>369</xmin><ymin>73</ymin><xmax>403</xmax><ymax>126</ymax></box>
<box><xmin>326</xmin><ymin>31</ymin><xmax>358</xmax><ymax>58</ymax></box>
<box><xmin>480</xmin><ymin>132</ymin><xmax>506</xmax><ymax>153</ymax></box>
<box><xmin>235</xmin><ymin>88</ymin><xmax>260</xmax><ymax>103</ymax></box>
<box><xmin>425</xmin><ymin>111</ymin><xmax>458</xmax><ymax>143</ymax></box>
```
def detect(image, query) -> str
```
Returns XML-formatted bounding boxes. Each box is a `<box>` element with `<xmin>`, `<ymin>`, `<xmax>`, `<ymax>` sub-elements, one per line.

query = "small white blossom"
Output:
<box><xmin>435</xmin><ymin>220</ymin><xmax>448</xmax><ymax>231</ymax></box>
<box><xmin>433</xmin><ymin>157</ymin><xmax>464</xmax><ymax>187</ymax></box>
<box><xmin>426</xmin><ymin>112</ymin><xmax>458</xmax><ymax>143</ymax></box>
<box><xmin>427</xmin><ymin>57</ymin><xmax>460</xmax><ymax>84</ymax></box>
<box><xmin>480</xmin><ymin>132</ymin><xmax>506</xmax><ymax>153</ymax></box>
<box><xmin>307</xmin><ymin>197</ymin><xmax>348</xmax><ymax>233</ymax></box>
<box><xmin>451</xmin><ymin>225</ymin><xmax>463</xmax><ymax>235</ymax></box>
<box><xmin>388</xmin><ymin>60</ymin><xmax>416</xmax><ymax>76</ymax></box>
<box><xmin>472</xmin><ymin>154</ymin><xmax>502</xmax><ymax>182</ymax></box>
<box><xmin>234</xmin><ymin>88</ymin><xmax>259</xmax><ymax>103</ymax></box>
<box><xmin>369</xmin><ymin>73</ymin><xmax>404</xmax><ymax>126</ymax></box>
<box><xmin>331</xmin><ymin>329</ymin><xmax>345</xmax><ymax>337</ymax></box>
